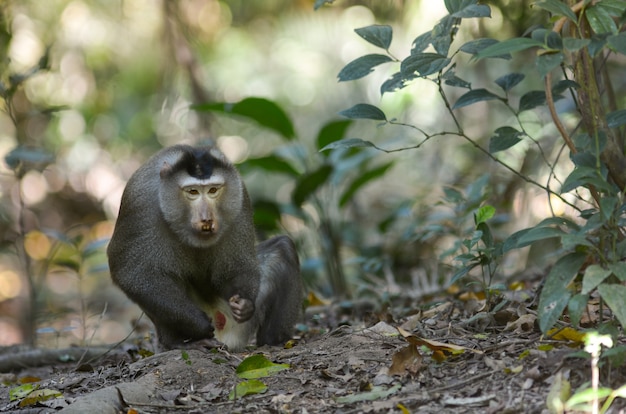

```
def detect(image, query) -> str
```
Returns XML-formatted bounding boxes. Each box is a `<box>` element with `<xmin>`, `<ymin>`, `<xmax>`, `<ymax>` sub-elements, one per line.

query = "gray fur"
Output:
<box><xmin>107</xmin><ymin>145</ymin><xmax>302</xmax><ymax>351</ymax></box>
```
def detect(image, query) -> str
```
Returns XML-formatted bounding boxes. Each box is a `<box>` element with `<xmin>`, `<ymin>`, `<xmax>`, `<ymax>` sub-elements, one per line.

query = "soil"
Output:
<box><xmin>1</xmin><ymin>291</ymin><xmax>626</xmax><ymax>414</ymax></box>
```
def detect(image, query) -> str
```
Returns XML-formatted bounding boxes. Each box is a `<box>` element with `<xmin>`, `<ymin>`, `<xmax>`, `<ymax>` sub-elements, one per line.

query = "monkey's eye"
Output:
<box><xmin>208</xmin><ymin>187</ymin><xmax>219</xmax><ymax>194</ymax></box>
<box><xmin>187</xmin><ymin>188</ymin><xmax>200</xmax><ymax>196</ymax></box>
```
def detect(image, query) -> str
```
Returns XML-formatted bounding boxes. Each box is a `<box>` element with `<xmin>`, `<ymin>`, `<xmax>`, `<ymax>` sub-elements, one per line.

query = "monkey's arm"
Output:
<box><xmin>112</xmin><ymin>266</ymin><xmax>214</xmax><ymax>348</ymax></box>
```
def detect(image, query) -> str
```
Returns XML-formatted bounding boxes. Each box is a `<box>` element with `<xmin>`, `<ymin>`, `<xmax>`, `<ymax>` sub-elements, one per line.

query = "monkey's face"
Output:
<box><xmin>177</xmin><ymin>173</ymin><xmax>228</xmax><ymax>248</ymax></box>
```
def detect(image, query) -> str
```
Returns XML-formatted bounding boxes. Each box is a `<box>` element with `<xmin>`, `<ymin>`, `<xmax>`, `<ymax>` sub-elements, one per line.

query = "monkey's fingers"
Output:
<box><xmin>228</xmin><ymin>295</ymin><xmax>254</xmax><ymax>322</ymax></box>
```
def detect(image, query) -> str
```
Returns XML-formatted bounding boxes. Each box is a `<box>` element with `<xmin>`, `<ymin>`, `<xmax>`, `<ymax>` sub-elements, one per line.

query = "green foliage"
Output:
<box><xmin>195</xmin><ymin>98</ymin><xmax>393</xmax><ymax>296</ymax></box>
<box><xmin>332</xmin><ymin>0</ymin><xmax>626</xmax><ymax>333</ymax></box>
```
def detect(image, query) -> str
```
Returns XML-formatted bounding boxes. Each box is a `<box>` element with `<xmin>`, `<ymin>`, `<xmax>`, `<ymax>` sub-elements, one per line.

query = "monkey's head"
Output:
<box><xmin>158</xmin><ymin>146</ymin><xmax>244</xmax><ymax>248</ymax></box>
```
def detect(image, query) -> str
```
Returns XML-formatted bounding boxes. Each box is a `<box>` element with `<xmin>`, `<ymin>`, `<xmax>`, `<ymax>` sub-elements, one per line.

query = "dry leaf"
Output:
<box><xmin>388</xmin><ymin>345</ymin><xmax>422</xmax><ymax>376</ymax></box>
<box><xmin>397</xmin><ymin>327</ymin><xmax>482</xmax><ymax>362</ymax></box>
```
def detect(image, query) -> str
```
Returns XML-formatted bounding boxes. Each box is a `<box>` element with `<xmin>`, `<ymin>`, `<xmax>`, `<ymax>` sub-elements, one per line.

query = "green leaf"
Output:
<box><xmin>609</xmin><ymin>262</ymin><xmax>626</xmax><ymax>281</ymax></box>
<box><xmin>452</xmin><ymin>4</ymin><xmax>491</xmax><ymax>18</ymax></box>
<box><xmin>339</xmin><ymin>104</ymin><xmax>387</xmax><ymax>121</ymax></box>
<box><xmin>253</xmin><ymin>200</ymin><xmax>281</xmax><ymax>231</ymax></box>
<box><xmin>236</xmin><ymin>355</ymin><xmax>290</xmax><ymax>379</ymax></box>
<box><xmin>561</xmin><ymin>166</ymin><xmax>613</xmax><ymax>193</ymax></box>
<box><xmin>489</xmin><ymin>126</ymin><xmax>523</xmax><ymax>153</ymax></box>
<box><xmin>568</xmin><ymin>293</ymin><xmax>589</xmax><ymax>327</ymax></box>
<box><xmin>401</xmin><ymin>53</ymin><xmax>450</xmax><ymax>77</ymax></box>
<box><xmin>535</xmin><ymin>0</ymin><xmax>578</xmax><ymax>23</ymax></box>
<box><xmin>229</xmin><ymin>380</ymin><xmax>268</xmax><ymax>400</ymax></box>
<box><xmin>337</xmin><ymin>54</ymin><xmax>394</xmax><ymax>82</ymax></box>
<box><xmin>536</xmin><ymin>52</ymin><xmax>564</xmax><ymax>77</ymax></box>
<box><xmin>316</xmin><ymin>120</ymin><xmax>353</xmax><ymax>154</ymax></box>
<box><xmin>598</xmin><ymin>284</ymin><xmax>626</xmax><ymax>330</ymax></box>
<box><xmin>474</xmin><ymin>205</ymin><xmax>495</xmax><ymax>225</ymax></box>
<box><xmin>517</xmin><ymin>226</ymin><xmax>566</xmax><ymax>245</ymax></box>
<box><xmin>10</xmin><ymin>384</ymin><xmax>38</xmax><ymax>401</ymax></box>
<box><xmin>339</xmin><ymin>162</ymin><xmax>393</xmax><ymax>207</ymax></box>
<box><xmin>192</xmin><ymin>97</ymin><xmax>295</xmax><ymax>140</ymax></box>
<box><xmin>452</xmin><ymin>88</ymin><xmax>501</xmax><ymax>109</ymax></box>
<box><xmin>582</xmin><ymin>264</ymin><xmax>612</xmax><ymax>294</ymax></box>
<box><xmin>475</xmin><ymin>37</ymin><xmax>544</xmax><ymax>60</ymax></box>
<box><xmin>380</xmin><ymin>71</ymin><xmax>414</xmax><ymax>94</ymax></box>
<box><xmin>607</xmin><ymin>32</ymin><xmax>626</xmax><ymax>54</ymax></box>
<box><xmin>241</xmin><ymin>155</ymin><xmax>299</xmax><ymax>177</ymax></box>
<box><xmin>537</xmin><ymin>252</ymin><xmax>586</xmax><ymax>333</ymax></box>
<box><xmin>494</xmin><ymin>73</ymin><xmax>524</xmax><ymax>92</ymax></box>
<box><xmin>319</xmin><ymin>138</ymin><xmax>376</xmax><ymax>152</ymax></box>
<box><xmin>607</xmin><ymin>109</ymin><xmax>626</xmax><ymax>128</ymax></box>
<box><xmin>502</xmin><ymin>228</ymin><xmax>532</xmax><ymax>252</ymax></box>
<box><xmin>566</xmin><ymin>387</ymin><xmax>614</xmax><ymax>408</ymax></box>
<box><xmin>586</xmin><ymin>4</ymin><xmax>618</xmax><ymax>34</ymax></box>
<box><xmin>563</xmin><ymin>37</ymin><xmax>590</xmax><ymax>51</ymax></box>
<box><xmin>355</xmin><ymin>25</ymin><xmax>393</xmax><ymax>50</ymax></box>
<box><xmin>292</xmin><ymin>165</ymin><xmax>333</xmax><ymax>206</ymax></box>
<box><xmin>519</xmin><ymin>90</ymin><xmax>546</xmax><ymax>112</ymax></box>
<box><xmin>459</xmin><ymin>38</ymin><xmax>505</xmax><ymax>57</ymax></box>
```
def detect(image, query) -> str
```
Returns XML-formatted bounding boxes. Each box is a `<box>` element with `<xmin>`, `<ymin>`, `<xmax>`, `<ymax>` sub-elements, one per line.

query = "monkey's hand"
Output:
<box><xmin>229</xmin><ymin>294</ymin><xmax>254</xmax><ymax>323</ymax></box>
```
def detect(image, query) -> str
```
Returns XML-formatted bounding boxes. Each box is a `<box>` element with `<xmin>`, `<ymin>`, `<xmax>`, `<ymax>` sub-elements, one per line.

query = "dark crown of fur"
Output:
<box><xmin>174</xmin><ymin>147</ymin><xmax>225</xmax><ymax>179</ymax></box>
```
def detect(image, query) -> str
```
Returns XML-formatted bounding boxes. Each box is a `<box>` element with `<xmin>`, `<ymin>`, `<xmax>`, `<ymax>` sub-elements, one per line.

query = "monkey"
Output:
<box><xmin>107</xmin><ymin>144</ymin><xmax>302</xmax><ymax>351</ymax></box>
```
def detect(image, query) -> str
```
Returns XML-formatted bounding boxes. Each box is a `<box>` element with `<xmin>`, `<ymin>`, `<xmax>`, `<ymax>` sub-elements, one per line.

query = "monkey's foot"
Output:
<box><xmin>228</xmin><ymin>295</ymin><xmax>254</xmax><ymax>322</ymax></box>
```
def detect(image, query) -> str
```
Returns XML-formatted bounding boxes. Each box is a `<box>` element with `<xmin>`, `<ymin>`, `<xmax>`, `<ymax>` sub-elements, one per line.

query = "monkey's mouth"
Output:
<box><xmin>198</xmin><ymin>221</ymin><xmax>217</xmax><ymax>234</ymax></box>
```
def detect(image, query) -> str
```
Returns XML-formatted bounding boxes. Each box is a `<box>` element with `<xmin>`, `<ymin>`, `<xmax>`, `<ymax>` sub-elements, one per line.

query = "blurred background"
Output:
<box><xmin>0</xmin><ymin>0</ymin><xmax>569</xmax><ymax>348</ymax></box>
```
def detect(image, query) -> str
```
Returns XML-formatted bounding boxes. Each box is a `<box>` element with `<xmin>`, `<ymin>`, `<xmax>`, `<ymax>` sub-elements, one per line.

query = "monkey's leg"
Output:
<box><xmin>255</xmin><ymin>236</ymin><xmax>302</xmax><ymax>346</ymax></box>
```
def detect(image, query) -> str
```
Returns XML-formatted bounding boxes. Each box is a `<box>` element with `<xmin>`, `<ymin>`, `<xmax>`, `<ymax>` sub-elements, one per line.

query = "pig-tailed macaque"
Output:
<box><xmin>107</xmin><ymin>145</ymin><xmax>302</xmax><ymax>351</ymax></box>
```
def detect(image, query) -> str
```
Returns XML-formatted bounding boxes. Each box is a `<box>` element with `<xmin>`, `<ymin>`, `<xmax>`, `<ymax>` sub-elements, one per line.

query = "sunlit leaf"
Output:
<box><xmin>192</xmin><ymin>97</ymin><xmax>295</xmax><ymax>140</ymax></box>
<box><xmin>452</xmin><ymin>88</ymin><xmax>501</xmax><ymax>109</ymax></box>
<box><xmin>355</xmin><ymin>25</ymin><xmax>393</xmax><ymax>50</ymax></box>
<box><xmin>489</xmin><ymin>126</ymin><xmax>523</xmax><ymax>153</ymax></box>
<box><xmin>319</xmin><ymin>138</ymin><xmax>376</xmax><ymax>152</ymax></box>
<box><xmin>229</xmin><ymin>380</ymin><xmax>267</xmax><ymax>400</ymax></box>
<box><xmin>537</xmin><ymin>252</ymin><xmax>586</xmax><ymax>333</ymax></box>
<box><xmin>339</xmin><ymin>104</ymin><xmax>387</xmax><ymax>121</ymax></box>
<box><xmin>339</xmin><ymin>162</ymin><xmax>394</xmax><ymax>207</ymax></box>
<box><xmin>18</xmin><ymin>389</ymin><xmax>63</xmax><ymax>407</ymax></box>
<box><xmin>494</xmin><ymin>73</ymin><xmax>524</xmax><ymax>92</ymax></box>
<box><xmin>475</xmin><ymin>37</ymin><xmax>543</xmax><ymax>60</ymax></box>
<box><xmin>598</xmin><ymin>284</ymin><xmax>626</xmax><ymax>330</ymax></box>
<box><xmin>236</xmin><ymin>355</ymin><xmax>290</xmax><ymax>379</ymax></box>
<box><xmin>316</xmin><ymin>120</ymin><xmax>353</xmax><ymax>154</ymax></box>
<box><xmin>585</xmin><ymin>4</ymin><xmax>618</xmax><ymax>34</ymax></box>
<box><xmin>337</xmin><ymin>54</ymin><xmax>394</xmax><ymax>82</ymax></box>
<box><xmin>10</xmin><ymin>384</ymin><xmax>38</xmax><ymax>401</ymax></box>
<box><xmin>547</xmin><ymin>326</ymin><xmax>587</xmax><ymax>344</ymax></box>
<box><xmin>292</xmin><ymin>165</ymin><xmax>333</xmax><ymax>206</ymax></box>
<box><xmin>474</xmin><ymin>205</ymin><xmax>495</xmax><ymax>225</ymax></box>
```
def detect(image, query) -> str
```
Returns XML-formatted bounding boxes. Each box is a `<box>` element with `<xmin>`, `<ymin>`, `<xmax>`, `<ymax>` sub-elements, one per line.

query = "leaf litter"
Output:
<box><xmin>2</xmin><ymin>278</ymin><xmax>626</xmax><ymax>413</ymax></box>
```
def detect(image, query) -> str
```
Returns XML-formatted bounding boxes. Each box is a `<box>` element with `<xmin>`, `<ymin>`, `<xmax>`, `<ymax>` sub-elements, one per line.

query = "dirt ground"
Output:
<box><xmin>1</xmin><ymin>290</ymin><xmax>626</xmax><ymax>414</ymax></box>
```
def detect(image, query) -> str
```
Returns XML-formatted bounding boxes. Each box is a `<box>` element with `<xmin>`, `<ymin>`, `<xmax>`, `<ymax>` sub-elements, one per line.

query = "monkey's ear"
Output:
<box><xmin>160</xmin><ymin>161</ymin><xmax>174</xmax><ymax>179</ymax></box>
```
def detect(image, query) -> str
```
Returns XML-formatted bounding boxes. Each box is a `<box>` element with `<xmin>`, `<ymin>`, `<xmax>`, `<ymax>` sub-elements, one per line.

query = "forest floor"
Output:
<box><xmin>2</xmin><ymin>279</ymin><xmax>626</xmax><ymax>414</ymax></box>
